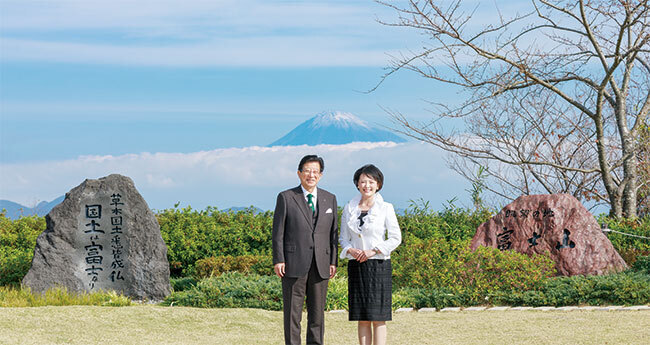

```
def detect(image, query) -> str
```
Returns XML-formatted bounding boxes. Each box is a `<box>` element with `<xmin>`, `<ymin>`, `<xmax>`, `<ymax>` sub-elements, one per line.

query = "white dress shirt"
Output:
<box><xmin>339</xmin><ymin>192</ymin><xmax>402</xmax><ymax>260</ymax></box>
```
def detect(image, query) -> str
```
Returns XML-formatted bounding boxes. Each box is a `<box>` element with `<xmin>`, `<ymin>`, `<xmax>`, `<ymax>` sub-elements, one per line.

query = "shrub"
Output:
<box><xmin>3</xmin><ymin>201</ymin><xmax>649</xmax><ymax>310</ymax></box>
<box><xmin>164</xmin><ymin>273</ymin><xmax>351</xmax><ymax>311</ymax></box>
<box><xmin>325</xmin><ymin>275</ymin><xmax>348</xmax><ymax>311</ymax></box>
<box><xmin>632</xmin><ymin>255</ymin><xmax>650</xmax><ymax>274</ymax></box>
<box><xmin>457</xmin><ymin>246</ymin><xmax>556</xmax><ymax>302</ymax></box>
<box><xmin>597</xmin><ymin>215</ymin><xmax>650</xmax><ymax>266</ymax></box>
<box><xmin>194</xmin><ymin>255</ymin><xmax>274</xmax><ymax>278</ymax></box>
<box><xmin>391</xmin><ymin>235</ymin><xmax>468</xmax><ymax>290</ymax></box>
<box><xmin>0</xmin><ymin>247</ymin><xmax>34</xmax><ymax>287</ymax></box>
<box><xmin>163</xmin><ymin>272</ymin><xmax>283</xmax><ymax>310</ymax></box>
<box><xmin>397</xmin><ymin>199</ymin><xmax>492</xmax><ymax>243</ymax></box>
<box><xmin>392</xmin><ymin>287</ymin><xmax>467</xmax><ymax>310</ymax></box>
<box><xmin>170</xmin><ymin>277</ymin><xmax>198</xmax><ymax>292</ymax></box>
<box><xmin>0</xmin><ymin>213</ymin><xmax>44</xmax><ymax>286</ymax></box>
<box><xmin>392</xmin><ymin>236</ymin><xmax>556</xmax><ymax>304</ymax></box>
<box><xmin>489</xmin><ymin>271</ymin><xmax>650</xmax><ymax>306</ymax></box>
<box><xmin>390</xmin><ymin>288</ymin><xmax>415</xmax><ymax>309</ymax></box>
<box><xmin>157</xmin><ymin>206</ymin><xmax>274</xmax><ymax>277</ymax></box>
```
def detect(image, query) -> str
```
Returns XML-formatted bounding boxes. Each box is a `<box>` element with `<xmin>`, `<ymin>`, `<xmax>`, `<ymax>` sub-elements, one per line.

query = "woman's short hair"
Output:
<box><xmin>353</xmin><ymin>164</ymin><xmax>384</xmax><ymax>191</ymax></box>
<box><xmin>298</xmin><ymin>155</ymin><xmax>324</xmax><ymax>172</ymax></box>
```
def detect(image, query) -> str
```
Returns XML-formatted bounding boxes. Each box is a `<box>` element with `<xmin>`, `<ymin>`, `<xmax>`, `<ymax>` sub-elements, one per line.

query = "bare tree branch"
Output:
<box><xmin>376</xmin><ymin>0</ymin><xmax>649</xmax><ymax>217</ymax></box>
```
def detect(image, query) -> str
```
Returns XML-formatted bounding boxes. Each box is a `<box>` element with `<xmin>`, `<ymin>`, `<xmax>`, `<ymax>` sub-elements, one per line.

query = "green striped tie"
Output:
<box><xmin>307</xmin><ymin>193</ymin><xmax>315</xmax><ymax>215</ymax></box>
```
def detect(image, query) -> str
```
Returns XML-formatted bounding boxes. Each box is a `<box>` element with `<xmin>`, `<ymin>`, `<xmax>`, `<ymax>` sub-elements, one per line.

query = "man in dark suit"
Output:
<box><xmin>273</xmin><ymin>154</ymin><xmax>338</xmax><ymax>345</ymax></box>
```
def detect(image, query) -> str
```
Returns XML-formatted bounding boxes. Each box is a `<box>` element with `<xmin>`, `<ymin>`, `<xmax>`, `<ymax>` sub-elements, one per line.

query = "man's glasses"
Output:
<box><xmin>301</xmin><ymin>169</ymin><xmax>321</xmax><ymax>175</ymax></box>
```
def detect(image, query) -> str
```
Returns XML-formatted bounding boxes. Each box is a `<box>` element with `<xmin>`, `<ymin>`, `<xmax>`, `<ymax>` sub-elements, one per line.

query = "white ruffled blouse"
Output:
<box><xmin>339</xmin><ymin>192</ymin><xmax>402</xmax><ymax>260</ymax></box>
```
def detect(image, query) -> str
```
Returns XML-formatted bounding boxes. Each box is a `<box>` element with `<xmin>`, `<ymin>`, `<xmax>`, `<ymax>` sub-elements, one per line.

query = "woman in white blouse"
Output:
<box><xmin>339</xmin><ymin>164</ymin><xmax>401</xmax><ymax>345</ymax></box>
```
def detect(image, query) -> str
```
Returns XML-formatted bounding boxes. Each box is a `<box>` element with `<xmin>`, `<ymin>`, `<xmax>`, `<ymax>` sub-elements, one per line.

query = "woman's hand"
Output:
<box><xmin>350</xmin><ymin>248</ymin><xmax>377</xmax><ymax>263</ymax></box>
<box><xmin>348</xmin><ymin>248</ymin><xmax>365</xmax><ymax>262</ymax></box>
<box><xmin>364</xmin><ymin>249</ymin><xmax>377</xmax><ymax>258</ymax></box>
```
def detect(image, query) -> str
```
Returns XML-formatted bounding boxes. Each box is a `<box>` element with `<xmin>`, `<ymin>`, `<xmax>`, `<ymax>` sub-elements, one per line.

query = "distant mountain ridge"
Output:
<box><xmin>1</xmin><ymin>197</ymin><xmax>265</xmax><ymax>219</ymax></box>
<box><xmin>269</xmin><ymin>111</ymin><xmax>406</xmax><ymax>146</ymax></box>
<box><xmin>0</xmin><ymin>196</ymin><xmax>64</xmax><ymax>220</ymax></box>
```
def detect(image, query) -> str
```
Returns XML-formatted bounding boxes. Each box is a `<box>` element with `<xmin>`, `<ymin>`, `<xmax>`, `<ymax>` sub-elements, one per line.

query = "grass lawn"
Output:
<box><xmin>1</xmin><ymin>306</ymin><xmax>649</xmax><ymax>344</ymax></box>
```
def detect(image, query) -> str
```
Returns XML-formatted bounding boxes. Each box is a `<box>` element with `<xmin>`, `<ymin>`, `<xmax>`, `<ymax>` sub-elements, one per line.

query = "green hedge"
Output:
<box><xmin>2</xmin><ymin>206</ymin><xmax>650</xmax><ymax>302</ymax></box>
<box><xmin>393</xmin><ymin>287</ymin><xmax>467</xmax><ymax>309</ymax></box>
<box><xmin>397</xmin><ymin>200</ymin><xmax>492</xmax><ymax>243</ymax></box>
<box><xmin>194</xmin><ymin>255</ymin><xmax>274</xmax><ymax>278</ymax></box>
<box><xmin>163</xmin><ymin>272</ymin><xmax>283</xmax><ymax>310</ymax></box>
<box><xmin>489</xmin><ymin>271</ymin><xmax>650</xmax><ymax>306</ymax></box>
<box><xmin>164</xmin><ymin>273</ymin><xmax>351</xmax><ymax>311</ymax></box>
<box><xmin>156</xmin><ymin>202</ymin><xmax>493</xmax><ymax>278</ymax></box>
<box><xmin>391</xmin><ymin>203</ymin><xmax>556</xmax><ymax>304</ymax></box>
<box><xmin>0</xmin><ymin>214</ymin><xmax>44</xmax><ymax>286</ymax></box>
<box><xmin>598</xmin><ymin>215</ymin><xmax>650</xmax><ymax>266</ymax></box>
<box><xmin>632</xmin><ymin>255</ymin><xmax>650</xmax><ymax>274</ymax></box>
<box><xmin>163</xmin><ymin>270</ymin><xmax>650</xmax><ymax>310</ymax></box>
<box><xmin>156</xmin><ymin>206</ymin><xmax>274</xmax><ymax>276</ymax></box>
<box><xmin>170</xmin><ymin>277</ymin><xmax>199</xmax><ymax>292</ymax></box>
<box><xmin>392</xmin><ymin>237</ymin><xmax>556</xmax><ymax>304</ymax></box>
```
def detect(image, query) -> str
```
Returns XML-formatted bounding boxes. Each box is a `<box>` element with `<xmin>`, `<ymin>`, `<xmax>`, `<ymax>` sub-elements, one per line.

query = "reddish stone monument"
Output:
<box><xmin>471</xmin><ymin>194</ymin><xmax>627</xmax><ymax>276</ymax></box>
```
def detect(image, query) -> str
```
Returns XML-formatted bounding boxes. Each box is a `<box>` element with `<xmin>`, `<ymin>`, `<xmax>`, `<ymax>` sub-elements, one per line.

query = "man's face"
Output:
<box><xmin>298</xmin><ymin>161</ymin><xmax>322</xmax><ymax>191</ymax></box>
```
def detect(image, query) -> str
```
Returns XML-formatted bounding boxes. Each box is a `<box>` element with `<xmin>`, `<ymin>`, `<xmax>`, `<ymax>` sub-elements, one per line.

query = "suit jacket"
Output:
<box><xmin>272</xmin><ymin>186</ymin><xmax>338</xmax><ymax>279</ymax></box>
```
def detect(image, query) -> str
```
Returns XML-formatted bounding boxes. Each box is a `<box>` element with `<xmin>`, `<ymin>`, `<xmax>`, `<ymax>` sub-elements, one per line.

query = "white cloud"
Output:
<box><xmin>0</xmin><ymin>0</ymin><xmax>545</xmax><ymax>68</ymax></box>
<box><xmin>0</xmin><ymin>142</ymin><xmax>470</xmax><ymax>211</ymax></box>
<box><xmin>145</xmin><ymin>173</ymin><xmax>175</xmax><ymax>188</ymax></box>
<box><xmin>0</xmin><ymin>0</ymin><xmax>409</xmax><ymax>67</ymax></box>
<box><xmin>0</xmin><ymin>36</ymin><xmax>395</xmax><ymax>67</ymax></box>
<box><xmin>0</xmin><ymin>0</ymin><xmax>375</xmax><ymax>34</ymax></box>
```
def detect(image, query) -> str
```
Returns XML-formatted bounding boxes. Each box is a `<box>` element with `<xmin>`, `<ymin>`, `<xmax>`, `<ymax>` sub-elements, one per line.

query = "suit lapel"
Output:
<box><xmin>315</xmin><ymin>192</ymin><xmax>328</xmax><ymax>229</ymax></box>
<box><xmin>290</xmin><ymin>186</ymin><xmax>313</xmax><ymax>227</ymax></box>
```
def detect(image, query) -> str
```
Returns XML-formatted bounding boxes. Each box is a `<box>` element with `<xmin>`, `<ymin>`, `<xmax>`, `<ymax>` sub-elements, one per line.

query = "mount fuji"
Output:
<box><xmin>269</xmin><ymin>111</ymin><xmax>406</xmax><ymax>146</ymax></box>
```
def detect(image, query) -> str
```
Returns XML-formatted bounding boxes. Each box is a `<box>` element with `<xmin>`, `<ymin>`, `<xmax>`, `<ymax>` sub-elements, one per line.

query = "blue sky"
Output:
<box><xmin>0</xmin><ymin>0</ymin><xmax>526</xmax><ymax>211</ymax></box>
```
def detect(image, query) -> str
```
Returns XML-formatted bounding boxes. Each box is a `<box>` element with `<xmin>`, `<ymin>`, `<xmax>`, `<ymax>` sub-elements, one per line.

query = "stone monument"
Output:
<box><xmin>23</xmin><ymin>174</ymin><xmax>171</xmax><ymax>300</ymax></box>
<box><xmin>470</xmin><ymin>194</ymin><xmax>627</xmax><ymax>276</ymax></box>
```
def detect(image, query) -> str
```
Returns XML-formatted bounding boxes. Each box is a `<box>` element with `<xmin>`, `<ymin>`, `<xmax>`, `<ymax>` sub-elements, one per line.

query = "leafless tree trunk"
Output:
<box><xmin>377</xmin><ymin>0</ymin><xmax>650</xmax><ymax>217</ymax></box>
<box><xmin>638</xmin><ymin>122</ymin><xmax>650</xmax><ymax>216</ymax></box>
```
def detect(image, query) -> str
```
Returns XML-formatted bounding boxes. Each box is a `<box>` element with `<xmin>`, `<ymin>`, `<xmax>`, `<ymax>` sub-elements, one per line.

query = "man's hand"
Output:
<box><xmin>329</xmin><ymin>265</ymin><xmax>337</xmax><ymax>279</ymax></box>
<box><xmin>274</xmin><ymin>263</ymin><xmax>286</xmax><ymax>278</ymax></box>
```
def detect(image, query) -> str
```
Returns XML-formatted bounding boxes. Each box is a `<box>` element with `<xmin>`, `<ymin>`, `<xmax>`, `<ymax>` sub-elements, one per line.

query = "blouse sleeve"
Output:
<box><xmin>338</xmin><ymin>203</ymin><xmax>354</xmax><ymax>259</ymax></box>
<box><xmin>374</xmin><ymin>203</ymin><xmax>402</xmax><ymax>256</ymax></box>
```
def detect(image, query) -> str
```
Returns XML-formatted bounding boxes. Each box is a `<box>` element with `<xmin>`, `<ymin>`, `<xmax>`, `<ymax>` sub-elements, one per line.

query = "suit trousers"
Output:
<box><xmin>281</xmin><ymin>257</ymin><xmax>329</xmax><ymax>345</ymax></box>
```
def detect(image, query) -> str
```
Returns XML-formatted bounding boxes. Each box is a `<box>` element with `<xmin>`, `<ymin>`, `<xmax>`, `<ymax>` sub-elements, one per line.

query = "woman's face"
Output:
<box><xmin>357</xmin><ymin>173</ymin><xmax>378</xmax><ymax>198</ymax></box>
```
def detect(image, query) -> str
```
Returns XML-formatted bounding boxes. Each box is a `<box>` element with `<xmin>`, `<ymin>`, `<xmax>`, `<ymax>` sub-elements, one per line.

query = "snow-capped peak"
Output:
<box><xmin>309</xmin><ymin>111</ymin><xmax>370</xmax><ymax>129</ymax></box>
<box><xmin>268</xmin><ymin>110</ymin><xmax>406</xmax><ymax>147</ymax></box>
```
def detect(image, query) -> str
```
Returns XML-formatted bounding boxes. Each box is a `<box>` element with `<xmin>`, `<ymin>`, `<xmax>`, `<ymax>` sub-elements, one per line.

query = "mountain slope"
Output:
<box><xmin>269</xmin><ymin>111</ymin><xmax>405</xmax><ymax>146</ymax></box>
<box><xmin>0</xmin><ymin>196</ymin><xmax>64</xmax><ymax>219</ymax></box>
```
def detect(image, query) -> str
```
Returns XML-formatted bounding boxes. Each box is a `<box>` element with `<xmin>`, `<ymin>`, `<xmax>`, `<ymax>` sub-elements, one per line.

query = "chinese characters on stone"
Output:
<box><xmin>497</xmin><ymin>227</ymin><xmax>514</xmax><ymax>250</ymax></box>
<box><xmin>498</xmin><ymin>208</ymin><xmax>576</xmax><ymax>252</ymax></box>
<box><xmin>110</xmin><ymin>193</ymin><xmax>125</xmax><ymax>282</ymax></box>
<box><xmin>84</xmin><ymin>204</ymin><xmax>103</xmax><ymax>289</ymax></box>
<box><xmin>83</xmin><ymin>193</ymin><xmax>126</xmax><ymax>290</ymax></box>
<box><xmin>504</xmin><ymin>208</ymin><xmax>555</xmax><ymax>219</ymax></box>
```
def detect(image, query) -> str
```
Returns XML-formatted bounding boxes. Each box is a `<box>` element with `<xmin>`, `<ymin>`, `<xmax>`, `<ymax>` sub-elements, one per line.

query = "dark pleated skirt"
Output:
<box><xmin>348</xmin><ymin>259</ymin><xmax>392</xmax><ymax>321</ymax></box>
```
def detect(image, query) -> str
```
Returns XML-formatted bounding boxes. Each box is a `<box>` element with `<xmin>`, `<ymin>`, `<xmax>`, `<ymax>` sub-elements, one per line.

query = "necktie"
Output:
<box><xmin>307</xmin><ymin>193</ymin><xmax>315</xmax><ymax>215</ymax></box>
